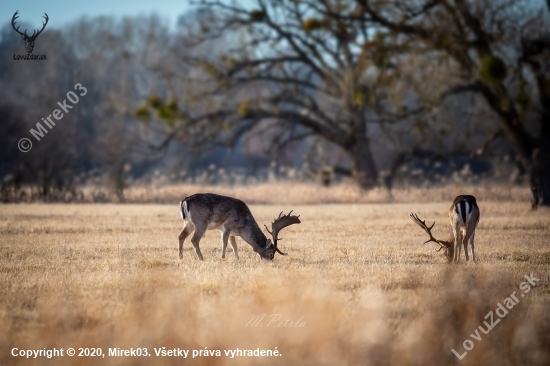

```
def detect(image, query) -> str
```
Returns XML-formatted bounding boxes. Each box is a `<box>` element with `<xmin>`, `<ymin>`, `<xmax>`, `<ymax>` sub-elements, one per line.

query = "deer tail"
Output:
<box><xmin>180</xmin><ymin>197</ymin><xmax>191</xmax><ymax>220</ymax></box>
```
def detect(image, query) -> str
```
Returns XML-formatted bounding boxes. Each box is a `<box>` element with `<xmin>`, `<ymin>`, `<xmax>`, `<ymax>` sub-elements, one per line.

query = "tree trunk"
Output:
<box><xmin>480</xmin><ymin>86</ymin><xmax>550</xmax><ymax>208</ymax></box>
<box><xmin>530</xmin><ymin>152</ymin><xmax>550</xmax><ymax>208</ymax></box>
<box><xmin>350</xmin><ymin>137</ymin><xmax>379</xmax><ymax>189</ymax></box>
<box><xmin>529</xmin><ymin>72</ymin><xmax>550</xmax><ymax>208</ymax></box>
<box><xmin>531</xmin><ymin>103</ymin><xmax>550</xmax><ymax>208</ymax></box>
<box><xmin>500</xmin><ymin>120</ymin><xmax>550</xmax><ymax>208</ymax></box>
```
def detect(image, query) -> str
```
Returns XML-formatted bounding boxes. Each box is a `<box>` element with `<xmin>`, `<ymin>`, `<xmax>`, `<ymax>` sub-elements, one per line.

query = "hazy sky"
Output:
<box><xmin>1</xmin><ymin>0</ymin><xmax>194</xmax><ymax>30</ymax></box>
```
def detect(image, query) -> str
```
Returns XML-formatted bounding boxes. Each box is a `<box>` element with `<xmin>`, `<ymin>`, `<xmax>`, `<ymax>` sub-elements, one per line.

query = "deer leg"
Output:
<box><xmin>463</xmin><ymin>238</ymin><xmax>469</xmax><ymax>261</ymax></box>
<box><xmin>453</xmin><ymin>226</ymin><xmax>462</xmax><ymax>263</ymax></box>
<box><xmin>463</xmin><ymin>228</ymin><xmax>475</xmax><ymax>262</ymax></box>
<box><xmin>470</xmin><ymin>231</ymin><xmax>477</xmax><ymax>261</ymax></box>
<box><xmin>178</xmin><ymin>224</ymin><xmax>194</xmax><ymax>259</ymax></box>
<box><xmin>190</xmin><ymin>225</ymin><xmax>206</xmax><ymax>261</ymax></box>
<box><xmin>467</xmin><ymin>218</ymin><xmax>478</xmax><ymax>262</ymax></box>
<box><xmin>221</xmin><ymin>228</ymin><xmax>230</xmax><ymax>259</ymax></box>
<box><xmin>230</xmin><ymin>236</ymin><xmax>239</xmax><ymax>259</ymax></box>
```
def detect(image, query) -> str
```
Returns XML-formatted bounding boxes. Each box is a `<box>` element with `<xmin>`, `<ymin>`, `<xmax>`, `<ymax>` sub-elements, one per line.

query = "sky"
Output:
<box><xmin>0</xmin><ymin>0</ymin><xmax>194</xmax><ymax>30</ymax></box>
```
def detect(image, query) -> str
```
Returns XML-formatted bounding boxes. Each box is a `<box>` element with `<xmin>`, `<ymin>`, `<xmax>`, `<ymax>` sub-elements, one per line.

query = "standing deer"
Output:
<box><xmin>178</xmin><ymin>193</ymin><xmax>300</xmax><ymax>260</ymax></box>
<box><xmin>449</xmin><ymin>195</ymin><xmax>480</xmax><ymax>262</ymax></box>
<box><xmin>410</xmin><ymin>195</ymin><xmax>480</xmax><ymax>263</ymax></box>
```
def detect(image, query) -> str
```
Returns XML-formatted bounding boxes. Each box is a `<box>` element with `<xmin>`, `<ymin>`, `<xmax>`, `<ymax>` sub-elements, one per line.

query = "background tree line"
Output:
<box><xmin>0</xmin><ymin>0</ymin><xmax>548</xmax><ymax>207</ymax></box>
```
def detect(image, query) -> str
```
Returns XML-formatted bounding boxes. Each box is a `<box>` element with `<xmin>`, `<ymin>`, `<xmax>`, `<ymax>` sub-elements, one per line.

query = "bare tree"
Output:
<box><xmin>0</xmin><ymin>26</ymin><xmax>85</xmax><ymax>201</ymax></box>
<box><xmin>139</xmin><ymin>0</ymin><xmax>425</xmax><ymax>189</ymax></box>
<box><xmin>360</xmin><ymin>0</ymin><xmax>550</xmax><ymax>207</ymax></box>
<box><xmin>69</xmin><ymin>15</ymin><xmax>173</xmax><ymax>200</ymax></box>
<box><xmin>0</xmin><ymin>16</ymin><xmax>180</xmax><ymax>201</ymax></box>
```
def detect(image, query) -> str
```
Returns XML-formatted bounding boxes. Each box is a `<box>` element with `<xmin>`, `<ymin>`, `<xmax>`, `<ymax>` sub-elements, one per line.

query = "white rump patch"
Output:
<box><xmin>183</xmin><ymin>201</ymin><xmax>192</xmax><ymax>223</ymax></box>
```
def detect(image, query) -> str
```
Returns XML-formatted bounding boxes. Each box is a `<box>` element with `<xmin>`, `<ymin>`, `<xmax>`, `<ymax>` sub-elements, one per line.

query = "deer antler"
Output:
<box><xmin>11</xmin><ymin>11</ymin><xmax>25</xmax><ymax>37</ymax></box>
<box><xmin>264</xmin><ymin>211</ymin><xmax>301</xmax><ymax>256</ymax></box>
<box><xmin>409</xmin><ymin>213</ymin><xmax>449</xmax><ymax>251</ymax></box>
<box><xmin>33</xmin><ymin>13</ymin><xmax>49</xmax><ymax>39</ymax></box>
<box><xmin>11</xmin><ymin>11</ymin><xmax>49</xmax><ymax>40</ymax></box>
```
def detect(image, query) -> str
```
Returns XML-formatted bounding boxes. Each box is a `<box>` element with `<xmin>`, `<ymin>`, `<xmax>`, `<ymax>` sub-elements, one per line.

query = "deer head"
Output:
<box><xmin>409</xmin><ymin>213</ymin><xmax>454</xmax><ymax>263</ymax></box>
<box><xmin>264</xmin><ymin>211</ymin><xmax>301</xmax><ymax>258</ymax></box>
<box><xmin>12</xmin><ymin>11</ymin><xmax>49</xmax><ymax>54</ymax></box>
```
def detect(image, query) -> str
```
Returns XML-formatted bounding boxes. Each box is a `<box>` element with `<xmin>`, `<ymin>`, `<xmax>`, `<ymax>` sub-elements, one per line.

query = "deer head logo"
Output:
<box><xmin>11</xmin><ymin>11</ymin><xmax>49</xmax><ymax>54</ymax></box>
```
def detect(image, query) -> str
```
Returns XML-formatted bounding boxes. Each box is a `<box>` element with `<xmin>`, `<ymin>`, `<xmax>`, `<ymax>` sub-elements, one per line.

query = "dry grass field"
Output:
<box><xmin>0</xmin><ymin>196</ymin><xmax>549</xmax><ymax>365</ymax></box>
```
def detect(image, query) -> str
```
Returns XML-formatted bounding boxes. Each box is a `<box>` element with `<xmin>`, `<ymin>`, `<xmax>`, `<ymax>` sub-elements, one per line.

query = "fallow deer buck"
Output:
<box><xmin>449</xmin><ymin>195</ymin><xmax>480</xmax><ymax>262</ymax></box>
<box><xmin>178</xmin><ymin>193</ymin><xmax>300</xmax><ymax>260</ymax></box>
<box><xmin>410</xmin><ymin>195</ymin><xmax>480</xmax><ymax>263</ymax></box>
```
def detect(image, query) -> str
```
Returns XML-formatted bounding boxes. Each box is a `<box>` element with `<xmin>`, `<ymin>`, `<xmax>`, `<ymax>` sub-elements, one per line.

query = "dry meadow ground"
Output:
<box><xmin>0</xmin><ymin>192</ymin><xmax>549</xmax><ymax>365</ymax></box>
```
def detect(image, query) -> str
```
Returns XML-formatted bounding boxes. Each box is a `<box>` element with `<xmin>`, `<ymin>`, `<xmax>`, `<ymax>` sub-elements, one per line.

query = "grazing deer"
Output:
<box><xmin>410</xmin><ymin>213</ymin><xmax>455</xmax><ymax>263</ymax></box>
<box><xmin>410</xmin><ymin>195</ymin><xmax>480</xmax><ymax>263</ymax></box>
<box><xmin>449</xmin><ymin>195</ymin><xmax>480</xmax><ymax>262</ymax></box>
<box><xmin>178</xmin><ymin>193</ymin><xmax>300</xmax><ymax>260</ymax></box>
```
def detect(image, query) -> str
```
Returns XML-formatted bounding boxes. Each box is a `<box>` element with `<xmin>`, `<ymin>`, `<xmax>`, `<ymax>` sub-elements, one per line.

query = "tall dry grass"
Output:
<box><xmin>1</xmin><ymin>181</ymin><xmax>533</xmax><ymax>204</ymax></box>
<box><xmin>0</xmin><ymin>201</ymin><xmax>549</xmax><ymax>365</ymax></box>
